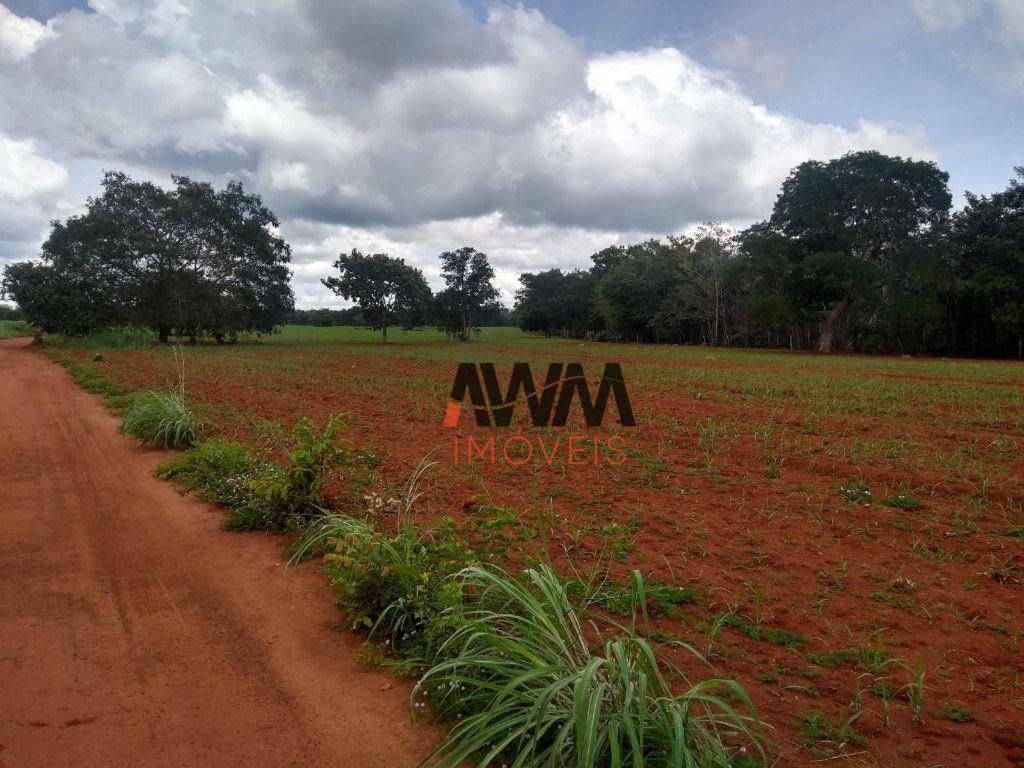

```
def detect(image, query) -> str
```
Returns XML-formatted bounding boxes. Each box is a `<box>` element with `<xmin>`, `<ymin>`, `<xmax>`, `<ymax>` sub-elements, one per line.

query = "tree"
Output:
<box><xmin>321</xmin><ymin>249</ymin><xmax>432</xmax><ymax>342</ymax></box>
<box><xmin>2</xmin><ymin>171</ymin><xmax>294</xmax><ymax>341</ymax></box>
<box><xmin>435</xmin><ymin>246</ymin><xmax>500</xmax><ymax>341</ymax></box>
<box><xmin>954</xmin><ymin>168</ymin><xmax>1024</xmax><ymax>358</ymax></box>
<box><xmin>767</xmin><ymin>151</ymin><xmax>951</xmax><ymax>352</ymax></box>
<box><xmin>688</xmin><ymin>224</ymin><xmax>738</xmax><ymax>346</ymax></box>
<box><xmin>595</xmin><ymin>239</ymin><xmax>692</xmax><ymax>343</ymax></box>
<box><xmin>1</xmin><ymin>260</ymin><xmax>124</xmax><ymax>335</ymax></box>
<box><xmin>515</xmin><ymin>269</ymin><xmax>596</xmax><ymax>338</ymax></box>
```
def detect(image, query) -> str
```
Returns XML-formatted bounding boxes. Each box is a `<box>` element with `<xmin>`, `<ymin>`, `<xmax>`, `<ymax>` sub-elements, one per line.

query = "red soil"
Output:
<box><xmin>0</xmin><ymin>339</ymin><xmax>436</xmax><ymax>767</ymax></box>
<box><xmin>55</xmin><ymin>339</ymin><xmax>1024</xmax><ymax>767</ymax></box>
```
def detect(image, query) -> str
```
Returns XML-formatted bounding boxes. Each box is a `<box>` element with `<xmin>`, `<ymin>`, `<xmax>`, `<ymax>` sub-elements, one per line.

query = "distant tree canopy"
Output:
<box><xmin>287</xmin><ymin>307</ymin><xmax>365</xmax><ymax>326</ymax></box>
<box><xmin>516</xmin><ymin>269</ymin><xmax>596</xmax><ymax>337</ymax></box>
<box><xmin>515</xmin><ymin>151</ymin><xmax>1024</xmax><ymax>358</ymax></box>
<box><xmin>434</xmin><ymin>246</ymin><xmax>501</xmax><ymax>341</ymax></box>
<box><xmin>322</xmin><ymin>249</ymin><xmax>432</xmax><ymax>342</ymax></box>
<box><xmin>1</xmin><ymin>171</ymin><xmax>293</xmax><ymax>341</ymax></box>
<box><xmin>0</xmin><ymin>303</ymin><xmax>22</xmax><ymax>321</ymax></box>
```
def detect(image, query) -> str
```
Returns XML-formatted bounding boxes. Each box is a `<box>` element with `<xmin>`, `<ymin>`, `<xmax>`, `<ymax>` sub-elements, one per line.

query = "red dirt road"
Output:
<box><xmin>0</xmin><ymin>338</ymin><xmax>435</xmax><ymax>767</ymax></box>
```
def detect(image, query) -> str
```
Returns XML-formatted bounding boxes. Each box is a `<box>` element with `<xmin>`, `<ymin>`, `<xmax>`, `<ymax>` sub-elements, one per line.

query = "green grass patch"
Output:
<box><xmin>797</xmin><ymin>710</ymin><xmax>866</xmax><ymax>758</ymax></box>
<box><xmin>0</xmin><ymin>320</ymin><xmax>34</xmax><ymax>340</ymax></box>
<box><xmin>721</xmin><ymin>614</ymin><xmax>807</xmax><ymax>650</ymax></box>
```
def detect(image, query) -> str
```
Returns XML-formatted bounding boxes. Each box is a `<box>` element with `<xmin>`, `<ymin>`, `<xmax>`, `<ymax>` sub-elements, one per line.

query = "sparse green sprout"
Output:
<box><xmin>899</xmin><ymin>657</ymin><xmax>928</xmax><ymax>725</ymax></box>
<box><xmin>797</xmin><ymin>709</ymin><xmax>865</xmax><ymax>759</ymax></box>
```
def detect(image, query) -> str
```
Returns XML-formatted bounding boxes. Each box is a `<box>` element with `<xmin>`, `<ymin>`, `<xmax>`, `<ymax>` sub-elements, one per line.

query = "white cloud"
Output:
<box><xmin>993</xmin><ymin>0</ymin><xmax>1024</xmax><ymax>46</ymax></box>
<box><xmin>0</xmin><ymin>0</ymin><xmax>937</xmax><ymax>306</ymax></box>
<box><xmin>510</xmin><ymin>48</ymin><xmax>931</xmax><ymax>229</ymax></box>
<box><xmin>0</xmin><ymin>4</ymin><xmax>54</xmax><ymax>60</ymax></box>
<box><xmin>0</xmin><ymin>134</ymin><xmax>68</xmax><ymax>201</ymax></box>
<box><xmin>909</xmin><ymin>0</ymin><xmax>1024</xmax><ymax>90</ymax></box>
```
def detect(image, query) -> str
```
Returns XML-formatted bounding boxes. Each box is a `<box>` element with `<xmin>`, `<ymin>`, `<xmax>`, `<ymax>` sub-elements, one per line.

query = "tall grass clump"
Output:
<box><xmin>121</xmin><ymin>389</ymin><xmax>203</xmax><ymax>448</ymax></box>
<box><xmin>415</xmin><ymin>565</ymin><xmax>763</xmax><ymax>768</ymax></box>
<box><xmin>120</xmin><ymin>348</ymin><xmax>202</xmax><ymax>449</ymax></box>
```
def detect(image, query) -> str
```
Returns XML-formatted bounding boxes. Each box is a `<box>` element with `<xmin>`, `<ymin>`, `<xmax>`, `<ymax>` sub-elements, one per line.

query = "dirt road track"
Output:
<box><xmin>0</xmin><ymin>338</ymin><xmax>436</xmax><ymax>767</ymax></box>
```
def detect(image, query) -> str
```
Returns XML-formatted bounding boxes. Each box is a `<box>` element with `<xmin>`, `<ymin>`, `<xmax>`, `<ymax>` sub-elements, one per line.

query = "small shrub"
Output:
<box><xmin>120</xmin><ymin>390</ymin><xmax>202</xmax><ymax>449</ymax></box>
<box><xmin>56</xmin><ymin>358</ymin><xmax>127</xmax><ymax>399</ymax></box>
<box><xmin>294</xmin><ymin>514</ymin><xmax>474</xmax><ymax>657</ymax></box>
<box><xmin>159</xmin><ymin>415</ymin><xmax>374</xmax><ymax>532</ymax></box>
<box><xmin>158</xmin><ymin>438</ymin><xmax>261</xmax><ymax>506</ymax></box>
<box><xmin>240</xmin><ymin>415</ymin><xmax>369</xmax><ymax>530</ymax></box>
<box><xmin>416</xmin><ymin>565</ymin><xmax>763</xmax><ymax>768</ymax></box>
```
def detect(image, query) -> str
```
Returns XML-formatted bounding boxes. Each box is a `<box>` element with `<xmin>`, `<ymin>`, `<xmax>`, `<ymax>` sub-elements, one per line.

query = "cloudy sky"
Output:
<box><xmin>0</xmin><ymin>0</ymin><xmax>1021</xmax><ymax>307</ymax></box>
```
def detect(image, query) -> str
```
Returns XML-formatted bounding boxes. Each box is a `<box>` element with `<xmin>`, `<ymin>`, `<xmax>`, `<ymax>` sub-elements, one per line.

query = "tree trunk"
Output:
<box><xmin>381</xmin><ymin>325</ymin><xmax>388</xmax><ymax>343</ymax></box>
<box><xmin>158</xmin><ymin>327</ymin><xmax>170</xmax><ymax>344</ymax></box>
<box><xmin>817</xmin><ymin>297</ymin><xmax>851</xmax><ymax>353</ymax></box>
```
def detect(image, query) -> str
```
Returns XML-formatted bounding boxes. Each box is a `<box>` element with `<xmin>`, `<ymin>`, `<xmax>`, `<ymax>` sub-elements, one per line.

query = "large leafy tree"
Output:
<box><xmin>321</xmin><ymin>249</ymin><xmax>432</xmax><ymax>342</ymax></box>
<box><xmin>2</xmin><ymin>171</ymin><xmax>293</xmax><ymax>341</ymax></box>
<box><xmin>435</xmin><ymin>246</ymin><xmax>500</xmax><ymax>341</ymax></box>
<box><xmin>766</xmin><ymin>151</ymin><xmax>951</xmax><ymax>352</ymax></box>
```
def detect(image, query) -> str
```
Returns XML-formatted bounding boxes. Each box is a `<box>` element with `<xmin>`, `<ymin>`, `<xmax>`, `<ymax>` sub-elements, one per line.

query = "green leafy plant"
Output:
<box><xmin>293</xmin><ymin>513</ymin><xmax>474</xmax><ymax>658</ymax></box>
<box><xmin>158</xmin><ymin>437</ymin><xmax>259</xmax><ymax>502</ymax></box>
<box><xmin>159</xmin><ymin>415</ymin><xmax>375</xmax><ymax>531</ymax></box>
<box><xmin>232</xmin><ymin>414</ymin><xmax>373</xmax><ymax>531</ymax></box>
<box><xmin>415</xmin><ymin>564</ymin><xmax>762</xmax><ymax>768</ymax></box>
<box><xmin>899</xmin><ymin>657</ymin><xmax>928</xmax><ymax>725</ymax></box>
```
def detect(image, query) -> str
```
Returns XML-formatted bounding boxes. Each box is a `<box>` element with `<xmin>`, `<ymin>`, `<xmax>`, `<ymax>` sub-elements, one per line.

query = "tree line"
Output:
<box><xmin>4</xmin><ymin>151</ymin><xmax>1023</xmax><ymax>356</ymax></box>
<box><xmin>516</xmin><ymin>152</ymin><xmax>1024</xmax><ymax>358</ymax></box>
<box><xmin>1</xmin><ymin>173</ymin><xmax>508</xmax><ymax>343</ymax></box>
